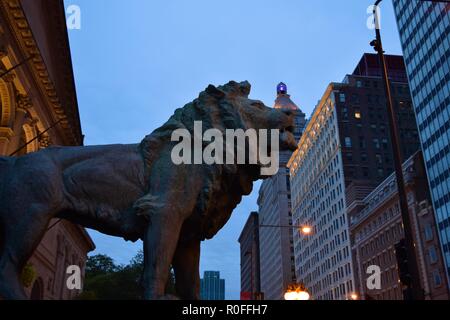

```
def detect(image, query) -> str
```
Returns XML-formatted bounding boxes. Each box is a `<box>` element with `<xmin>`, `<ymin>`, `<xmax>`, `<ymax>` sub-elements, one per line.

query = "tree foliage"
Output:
<box><xmin>78</xmin><ymin>251</ymin><xmax>176</xmax><ymax>300</ymax></box>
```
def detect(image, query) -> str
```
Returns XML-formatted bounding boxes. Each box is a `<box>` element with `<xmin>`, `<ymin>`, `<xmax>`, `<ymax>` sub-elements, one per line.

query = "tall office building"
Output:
<box><xmin>258</xmin><ymin>83</ymin><xmax>307</xmax><ymax>300</ymax></box>
<box><xmin>238</xmin><ymin>212</ymin><xmax>261</xmax><ymax>300</ymax></box>
<box><xmin>288</xmin><ymin>54</ymin><xmax>420</xmax><ymax>300</ymax></box>
<box><xmin>200</xmin><ymin>271</ymin><xmax>225</xmax><ymax>300</ymax></box>
<box><xmin>392</xmin><ymin>0</ymin><xmax>450</xmax><ymax>282</ymax></box>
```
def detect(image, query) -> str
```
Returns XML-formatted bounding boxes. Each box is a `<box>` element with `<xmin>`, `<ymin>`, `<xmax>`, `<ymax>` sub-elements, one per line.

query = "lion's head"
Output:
<box><xmin>140</xmin><ymin>81</ymin><xmax>298</xmax><ymax>175</ymax></box>
<box><xmin>199</xmin><ymin>80</ymin><xmax>298</xmax><ymax>152</ymax></box>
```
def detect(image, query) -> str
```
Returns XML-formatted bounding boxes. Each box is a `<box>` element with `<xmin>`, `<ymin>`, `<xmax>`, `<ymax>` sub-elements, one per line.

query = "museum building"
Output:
<box><xmin>0</xmin><ymin>0</ymin><xmax>94</xmax><ymax>299</ymax></box>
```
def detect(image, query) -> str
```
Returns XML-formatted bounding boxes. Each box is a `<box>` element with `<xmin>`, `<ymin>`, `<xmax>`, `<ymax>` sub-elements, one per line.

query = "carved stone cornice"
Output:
<box><xmin>38</xmin><ymin>134</ymin><xmax>51</xmax><ymax>149</ymax></box>
<box><xmin>0</xmin><ymin>127</ymin><xmax>14</xmax><ymax>138</ymax></box>
<box><xmin>16</xmin><ymin>94</ymin><xmax>32</xmax><ymax>110</ymax></box>
<box><xmin>0</xmin><ymin>0</ymin><xmax>83</xmax><ymax>146</ymax></box>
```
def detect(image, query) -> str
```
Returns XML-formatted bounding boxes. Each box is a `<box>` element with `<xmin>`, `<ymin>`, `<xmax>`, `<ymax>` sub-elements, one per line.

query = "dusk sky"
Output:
<box><xmin>65</xmin><ymin>0</ymin><xmax>403</xmax><ymax>300</ymax></box>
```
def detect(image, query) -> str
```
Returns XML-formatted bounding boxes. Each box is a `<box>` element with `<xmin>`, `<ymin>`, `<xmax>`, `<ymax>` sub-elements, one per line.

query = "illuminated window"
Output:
<box><xmin>344</xmin><ymin>137</ymin><xmax>352</xmax><ymax>148</ymax></box>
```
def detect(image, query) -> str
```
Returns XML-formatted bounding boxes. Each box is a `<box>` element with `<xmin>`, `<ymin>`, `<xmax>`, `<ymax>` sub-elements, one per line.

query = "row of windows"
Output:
<box><xmin>413</xmin><ymin>65</ymin><xmax>450</xmax><ymax>116</ymax></box>
<box><xmin>410</xmin><ymin>44</ymin><xmax>450</xmax><ymax>98</ymax></box>
<box><xmin>346</xmin><ymin>152</ymin><xmax>391</xmax><ymax>165</ymax></box>
<box><xmin>356</xmin><ymin>206</ymin><xmax>399</xmax><ymax>241</ymax></box>
<box><xmin>361</xmin><ymin>224</ymin><xmax>403</xmax><ymax>259</ymax></box>
<box><xmin>394</xmin><ymin>0</ymin><xmax>427</xmax><ymax>35</ymax></box>
<box><xmin>421</xmin><ymin>116</ymin><xmax>450</xmax><ymax>152</ymax></box>
<box><xmin>433</xmin><ymin>190</ymin><xmax>450</xmax><ymax>210</ymax></box>
<box><xmin>343</xmin><ymin>136</ymin><xmax>390</xmax><ymax>150</ymax></box>
<box><xmin>417</xmin><ymin>95</ymin><xmax>450</xmax><ymax>133</ymax></box>
<box><xmin>397</xmin><ymin>2</ymin><xmax>448</xmax><ymax>67</ymax></box>
<box><xmin>294</xmin><ymin>154</ymin><xmax>341</xmax><ymax>217</ymax></box>
<box><xmin>425</xmin><ymin>141</ymin><xmax>450</xmax><ymax>170</ymax></box>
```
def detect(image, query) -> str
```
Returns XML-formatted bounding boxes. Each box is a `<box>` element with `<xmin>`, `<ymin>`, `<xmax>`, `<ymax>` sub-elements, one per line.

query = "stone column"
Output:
<box><xmin>6</xmin><ymin>95</ymin><xmax>31</xmax><ymax>155</ymax></box>
<box><xmin>0</xmin><ymin>127</ymin><xmax>13</xmax><ymax>155</ymax></box>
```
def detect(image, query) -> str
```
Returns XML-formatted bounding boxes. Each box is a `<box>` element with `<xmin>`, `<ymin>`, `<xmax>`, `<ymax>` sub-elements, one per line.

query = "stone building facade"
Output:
<box><xmin>0</xmin><ymin>0</ymin><xmax>95</xmax><ymax>299</ymax></box>
<box><xmin>349</xmin><ymin>151</ymin><xmax>449</xmax><ymax>300</ymax></box>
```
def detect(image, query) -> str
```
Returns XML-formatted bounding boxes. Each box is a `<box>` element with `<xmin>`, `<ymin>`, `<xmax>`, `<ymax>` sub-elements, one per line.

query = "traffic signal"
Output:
<box><xmin>395</xmin><ymin>239</ymin><xmax>412</xmax><ymax>286</ymax></box>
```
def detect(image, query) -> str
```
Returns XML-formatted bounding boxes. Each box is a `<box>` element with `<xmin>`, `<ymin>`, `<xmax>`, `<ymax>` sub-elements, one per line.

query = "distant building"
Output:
<box><xmin>200</xmin><ymin>271</ymin><xmax>225</xmax><ymax>300</ymax></box>
<box><xmin>238</xmin><ymin>212</ymin><xmax>261</xmax><ymax>300</ymax></box>
<box><xmin>258</xmin><ymin>83</ymin><xmax>307</xmax><ymax>300</ymax></box>
<box><xmin>288</xmin><ymin>54</ymin><xmax>420</xmax><ymax>300</ymax></box>
<box><xmin>392</xmin><ymin>0</ymin><xmax>450</xmax><ymax>284</ymax></box>
<box><xmin>349</xmin><ymin>151</ymin><xmax>449</xmax><ymax>300</ymax></box>
<box><xmin>0</xmin><ymin>0</ymin><xmax>95</xmax><ymax>299</ymax></box>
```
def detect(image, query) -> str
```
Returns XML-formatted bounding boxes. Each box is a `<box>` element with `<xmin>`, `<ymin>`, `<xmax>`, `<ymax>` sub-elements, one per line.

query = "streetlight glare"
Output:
<box><xmin>350</xmin><ymin>293</ymin><xmax>359</xmax><ymax>300</ymax></box>
<box><xmin>301</xmin><ymin>226</ymin><xmax>312</xmax><ymax>235</ymax></box>
<box><xmin>284</xmin><ymin>290</ymin><xmax>310</xmax><ymax>301</ymax></box>
<box><xmin>284</xmin><ymin>284</ymin><xmax>311</xmax><ymax>301</ymax></box>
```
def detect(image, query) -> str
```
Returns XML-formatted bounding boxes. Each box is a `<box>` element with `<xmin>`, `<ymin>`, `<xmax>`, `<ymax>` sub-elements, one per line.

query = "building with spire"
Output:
<box><xmin>257</xmin><ymin>83</ymin><xmax>307</xmax><ymax>300</ymax></box>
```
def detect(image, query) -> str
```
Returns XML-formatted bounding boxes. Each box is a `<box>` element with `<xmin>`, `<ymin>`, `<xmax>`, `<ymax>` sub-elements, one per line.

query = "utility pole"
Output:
<box><xmin>370</xmin><ymin>0</ymin><xmax>424</xmax><ymax>300</ymax></box>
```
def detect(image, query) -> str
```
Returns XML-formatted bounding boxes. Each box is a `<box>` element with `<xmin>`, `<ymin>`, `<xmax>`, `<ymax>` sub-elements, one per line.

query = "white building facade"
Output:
<box><xmin>288</xmin><ymin>85</ymin><xmax>355</xmax><ymax>300</ymax></box>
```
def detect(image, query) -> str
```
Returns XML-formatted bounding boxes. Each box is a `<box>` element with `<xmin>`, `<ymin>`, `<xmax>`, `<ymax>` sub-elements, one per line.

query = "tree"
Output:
<box><xmin>85</xmin><ymin>254</ymin><xmax>117</xmax><ymax>277</ymax></box>
<box><xmin>78</xmin><ymin>251</ymin><xmax>176</xmax><ymax>300</ymax></box>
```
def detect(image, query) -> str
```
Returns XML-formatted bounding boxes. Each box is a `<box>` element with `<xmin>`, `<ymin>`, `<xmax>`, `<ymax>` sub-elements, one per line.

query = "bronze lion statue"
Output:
<box><xmin>0</xmin><ymin>81</ymin><xmax>297</xmax><ymax>300</ymax></box>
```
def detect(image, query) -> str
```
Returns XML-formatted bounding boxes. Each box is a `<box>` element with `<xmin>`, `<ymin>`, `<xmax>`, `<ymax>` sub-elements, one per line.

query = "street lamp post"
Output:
<box><xmin>259</xmin><ymin>224</ymin><xmax>313</xmax><ymax>236</ymax></box>
<box><xmin>369</xmin><ymin>0</ymin><xmax>433</xmax><ymax>300</ymax></box>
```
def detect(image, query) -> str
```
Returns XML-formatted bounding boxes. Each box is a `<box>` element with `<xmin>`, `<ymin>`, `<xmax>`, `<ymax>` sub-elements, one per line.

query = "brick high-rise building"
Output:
<box><xmin>258</xmin><ymin>83</ymin><xmax>306</xmax><ymax>300</ymax></box>
<box><xmin>392</xmin><ymin>0</ymin><xmax>450</xmax><ymax>284</ymax></box>
<box><xmin>288</xmin><ymin>53</ymin><xmax>420</xmax><ymax>300</ymax></box>
<box><xmin>238</xmin><ymin>212</ymin><xmax>261</xmax><ymax>300</ymax></box>
<box><xmin>349</xmin><ymin>151</ymin><xmax>449</xmax><ymax>300</ymax></box>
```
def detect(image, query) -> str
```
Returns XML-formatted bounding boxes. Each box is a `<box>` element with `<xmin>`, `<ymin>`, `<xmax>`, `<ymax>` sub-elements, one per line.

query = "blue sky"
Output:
<box><xmin>64</xmin><ymin>0</ymin><xmax>403</xmax><ymax>300</ymax></box>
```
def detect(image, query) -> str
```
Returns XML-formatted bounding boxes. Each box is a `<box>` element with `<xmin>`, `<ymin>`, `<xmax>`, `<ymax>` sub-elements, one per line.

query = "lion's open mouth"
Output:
<box><xmin>280</xmin><ymin>126</ymin><xmax>298</xmax><ymax>151</ymax></box>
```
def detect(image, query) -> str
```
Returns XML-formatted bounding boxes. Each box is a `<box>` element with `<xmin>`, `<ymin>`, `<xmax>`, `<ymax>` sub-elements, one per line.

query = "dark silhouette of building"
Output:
<box><xmin>200</xmin><ymin>271</ymin><xmax>225</xmax><ymax>300</ymax></box>
<box><xmin>239</xmin><ymin>212</ymin><xmax>261</xmax><ymax>300</ymax></box>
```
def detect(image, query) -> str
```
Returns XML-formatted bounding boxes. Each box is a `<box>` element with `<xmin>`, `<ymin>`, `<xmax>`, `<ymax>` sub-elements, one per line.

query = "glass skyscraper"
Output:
<box><xmin>200</xmin><ymin>271</ymin><xmax>225</xmax><ymax>300</ymax></box>
<box><xmin>392</xmin><ymin>0</ymin><xmax>450</xmax><ymax>280</ymax></box>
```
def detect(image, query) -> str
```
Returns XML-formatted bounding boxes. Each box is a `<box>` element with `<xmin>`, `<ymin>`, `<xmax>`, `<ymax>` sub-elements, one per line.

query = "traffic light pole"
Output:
<box><xmin>371</xmin><ymin>0</ymin><xmax>423</xmax><ymax>300</ymax></box>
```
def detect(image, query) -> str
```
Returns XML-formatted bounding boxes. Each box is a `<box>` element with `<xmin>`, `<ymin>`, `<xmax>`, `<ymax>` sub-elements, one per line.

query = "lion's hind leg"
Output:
<box><xmin>0</xmin><ymin>203</ymin><xmax>54</xmax><ymax>300</ymax></box>
<box><xmin>172</xmin><ymin>238</ymin><xmax>201</xmax><ymax>300</ymax></box>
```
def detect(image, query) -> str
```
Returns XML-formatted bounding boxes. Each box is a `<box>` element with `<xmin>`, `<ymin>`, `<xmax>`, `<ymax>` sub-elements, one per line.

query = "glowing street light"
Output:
<box><xmin>350</xmin><ymin>293</ymin><xmax>359</xmax><ymax>300</ymax></box>
<box><xmin>300</xmin><ymin>225</ymin><xmax>312</xmax><ymax>235</ymax></box>
<box><xmin>259</xmin><ymin>224</ymin><xmax>313</xmax><ymax>236</ymax></box>
<box><xmin>284</xmin><ymin>284</ymin><xmax>311</xmax><ymax>301</ymax></box>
